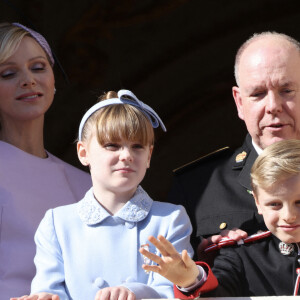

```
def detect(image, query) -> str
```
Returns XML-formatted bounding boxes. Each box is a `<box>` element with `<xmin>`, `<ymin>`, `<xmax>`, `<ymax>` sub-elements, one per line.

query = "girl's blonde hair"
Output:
<box><xmin>251</xmin><ymin>139</ymin><xmax>300</xmax><ymax>194</ymax></box>
<box><xmin>81</xmin><ymin>91</ymin><xmax>154</xmax><ymax>146</ymax></box>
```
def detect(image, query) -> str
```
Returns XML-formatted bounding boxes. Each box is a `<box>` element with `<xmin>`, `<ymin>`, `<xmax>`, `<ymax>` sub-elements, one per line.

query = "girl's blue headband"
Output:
<box><xmin>78</xmin><ymin>89</ymin><xmax>167</xmax><ymax>141</ymax></box>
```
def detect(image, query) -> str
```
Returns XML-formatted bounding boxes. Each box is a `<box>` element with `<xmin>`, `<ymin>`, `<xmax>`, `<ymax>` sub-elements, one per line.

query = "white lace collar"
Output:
<box><xmin>77</xmin><ymin>186</ymin><xmax>153</xmax><ymax>225</ymax></box>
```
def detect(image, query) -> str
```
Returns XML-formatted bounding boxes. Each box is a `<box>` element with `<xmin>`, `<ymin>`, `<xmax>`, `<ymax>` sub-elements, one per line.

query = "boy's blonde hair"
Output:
<box><xmin>251</xmin><ymin>139</ymin><xmax>300</xmax><ymax>194</ymax></box>
<box><xmin>80</xmin><ymin>91</ymin><xmax>154</xmax><ymax>146</ymax></box>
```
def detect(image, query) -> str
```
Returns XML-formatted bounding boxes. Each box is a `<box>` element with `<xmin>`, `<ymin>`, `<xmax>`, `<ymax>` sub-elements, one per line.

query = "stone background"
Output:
<box><xmin>2</xmin><ymin>0</ymin><xmax>300</xmax><ymax>200</ymax></box>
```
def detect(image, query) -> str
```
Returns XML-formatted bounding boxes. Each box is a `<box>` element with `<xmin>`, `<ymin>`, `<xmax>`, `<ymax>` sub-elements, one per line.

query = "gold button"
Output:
<box><xmin>219</xmin><ymin>222</ymin><xmax>227</xmax><ymax>230</ymax></box>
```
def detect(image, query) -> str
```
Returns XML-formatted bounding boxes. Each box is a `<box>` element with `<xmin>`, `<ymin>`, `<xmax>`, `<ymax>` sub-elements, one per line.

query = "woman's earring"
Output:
<box><xmin>54</xmin><ymin>88</ymin><xmax>57</xmax><ymax>94</ymax></box>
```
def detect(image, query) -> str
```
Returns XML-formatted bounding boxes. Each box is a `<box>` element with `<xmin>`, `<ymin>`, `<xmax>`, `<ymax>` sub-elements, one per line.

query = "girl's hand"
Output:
<box><xmin>139</xmin><ymin>235</ymin><xmax>199</xmax><ymax>288</ymax></box>
<box><xmin>10</xmin><ymin>293</ymin><xmax>59</xmax><ymax>300</ymax></box>
<box><xmin>95</xmin><ymin>286</ymin><xmax>136</xmax><ymax>300</ymax></box>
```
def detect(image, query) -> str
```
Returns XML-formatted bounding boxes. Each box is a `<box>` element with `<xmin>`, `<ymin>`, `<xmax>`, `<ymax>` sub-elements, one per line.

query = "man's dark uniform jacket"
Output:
<box><xmin>174</xmin><ymin>234</ymin><xmax>300</xmax><ymax>298</ymax></box>
<box><xmin>168</xmin><ymin>134</ymin><xmax>266</xmax><ymax>252</ymax></box>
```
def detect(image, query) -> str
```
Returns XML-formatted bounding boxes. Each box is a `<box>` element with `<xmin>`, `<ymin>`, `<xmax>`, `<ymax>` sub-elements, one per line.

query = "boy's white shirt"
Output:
<box><xmin>176</xmin><ymin>266</ymin><xmax>207</xmax><ymax>292</ymax></box>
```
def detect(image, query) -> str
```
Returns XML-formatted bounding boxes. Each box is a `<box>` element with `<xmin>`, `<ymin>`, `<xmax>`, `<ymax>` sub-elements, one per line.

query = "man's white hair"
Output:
<box><xmin>234</xmin><ymin>31</ymin><xmax>300</xmax><ymax>86</ymax></box>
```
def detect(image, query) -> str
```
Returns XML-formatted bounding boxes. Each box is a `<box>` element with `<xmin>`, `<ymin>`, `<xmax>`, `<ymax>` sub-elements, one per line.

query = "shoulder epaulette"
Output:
<box><xmin>204</xmin><ymin>231</ymin><xmax>272</xmax><ymax>253</ymax></box>
<box><xmin>173</xmin><ymin>146</ymin><xmax>230</xmax><ymax>174</ymax></box>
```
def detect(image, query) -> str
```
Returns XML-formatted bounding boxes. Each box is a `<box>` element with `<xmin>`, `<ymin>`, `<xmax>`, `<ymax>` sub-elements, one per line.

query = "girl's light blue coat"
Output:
<box><xmin>31</xmin><ymin>186</ymin><xmax>193</xmax><ymax>299</ymax></box>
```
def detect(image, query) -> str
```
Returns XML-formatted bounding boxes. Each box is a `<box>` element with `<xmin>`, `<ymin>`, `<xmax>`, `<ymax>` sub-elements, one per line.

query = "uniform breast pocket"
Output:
<box><xmin>196</xmin><ymin>211</ymin><xmax>259</xmax><ymax>237</ymax></box>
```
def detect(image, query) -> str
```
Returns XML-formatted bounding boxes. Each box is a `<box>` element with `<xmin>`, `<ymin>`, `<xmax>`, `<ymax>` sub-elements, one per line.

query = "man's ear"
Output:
<box><xmin>253</xmin><ymin>191</ymin><xmax>262</xmax><ymax>215</ymax></box>
<box><xmin>77</xmin><ymin>141</ymin><xmax>89</xmax><ymax>166</ymax></box>
<box><xmin>232</xmin><ymin>86</ymin><xmax>245</xmax><ymax>121</ymax></box>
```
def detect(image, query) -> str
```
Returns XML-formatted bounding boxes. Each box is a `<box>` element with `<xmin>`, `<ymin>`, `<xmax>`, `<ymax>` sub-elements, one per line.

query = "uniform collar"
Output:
<box><xmin>232</xmin><ymin>134</ymin><xmax>258</xmax><ymax>191</ymax></box>
<box><xmin>77</xmin><ymin>186</ymin><xmax>153</xmax><ymax>225</ymax></box>
<box><xmin>238</xmin><ymin>147</ymin><xmax>258</xmax><ymax>191</ymax></box>
<box><xmin>232</xmin><ymin>134</ymin><xmax>253</xmax><ymax>169</ymax></box>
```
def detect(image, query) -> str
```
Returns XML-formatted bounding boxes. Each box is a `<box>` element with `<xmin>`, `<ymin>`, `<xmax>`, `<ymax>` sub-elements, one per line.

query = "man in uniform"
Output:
<box><xmin>168</xmin><ymin>32</ymin><xmax>300</xmax><ymax>258</ymax></box>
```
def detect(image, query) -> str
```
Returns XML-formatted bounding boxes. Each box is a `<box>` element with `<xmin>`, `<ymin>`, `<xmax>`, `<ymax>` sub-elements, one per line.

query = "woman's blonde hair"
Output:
<box><xmin>251</xmin><ymin>139</ymin><xmax>300</xmax><ymax>194</ymax></box>
<box><xmin>81</xmin><ymin>91</ymin><xmax>154</xmax><ymax>146</ymax></box>
<box><xmin>0</xmin><ymin>23</ymin><xmax>53</xmax><ymax>65</ymax></box>
<box><xmin>0</xmin><ymin>23</ymin><xmax>28</xmax><ymax>64</ymax></box>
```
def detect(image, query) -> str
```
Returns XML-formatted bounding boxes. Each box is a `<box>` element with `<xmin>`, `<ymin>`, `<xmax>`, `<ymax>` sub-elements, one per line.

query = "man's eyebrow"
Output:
<box><xmin>281</xmin><ymin>81</ymin><xmax>294</xmax><ymax>87</ymax></box>
<box><xmin>245</xmin><ymin>81</ymin><xmax>296</xmax><ymax>93</ymax></box>
<box><xmin>245</xmin><ymin>85</ymin><xmax>265</xmax><ymax>94</ymax></box>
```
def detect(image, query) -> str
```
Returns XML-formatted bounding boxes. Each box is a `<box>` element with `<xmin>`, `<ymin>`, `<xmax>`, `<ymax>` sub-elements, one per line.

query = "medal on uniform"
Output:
<box><xmin>279</xmin><ymin>241</ymin><xmax>294</xmax><ymax>255</ymax></box>
<box><xmin>235</xmin><ymin>151</ymin><xmax>247</xmax><ymax>163</ymax></box>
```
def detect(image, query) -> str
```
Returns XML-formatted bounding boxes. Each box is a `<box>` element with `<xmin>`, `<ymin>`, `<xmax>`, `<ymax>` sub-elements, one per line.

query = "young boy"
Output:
<box><xmin>140</xmin><ymin>139</ymin><xmax>300</xmax><ymax>297</ymax></box>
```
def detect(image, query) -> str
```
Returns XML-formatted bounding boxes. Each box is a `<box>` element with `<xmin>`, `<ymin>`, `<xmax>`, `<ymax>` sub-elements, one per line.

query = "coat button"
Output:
<box><xmin>94</xmin><ymin>277</ymin><xmax>106</xmax><ymax>288</ymax></box>
<box><xmin>219</xmin><ymin>222</ymin><xmax>227</xmax><ymax>230</ymax></box>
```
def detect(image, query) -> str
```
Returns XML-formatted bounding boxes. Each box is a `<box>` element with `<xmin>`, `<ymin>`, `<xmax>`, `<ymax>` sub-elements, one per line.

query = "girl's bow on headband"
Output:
<box><xmin>78</xmin><ymin>89</ymin><xmax>166</xmax><ymax>141</ymax></box>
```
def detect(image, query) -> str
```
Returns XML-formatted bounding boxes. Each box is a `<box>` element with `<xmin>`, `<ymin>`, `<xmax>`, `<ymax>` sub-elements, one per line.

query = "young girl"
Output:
<box><xmin>14</xmin><ymin>90</ymin><xmax>193</xmax><ymax>300</ymax></box>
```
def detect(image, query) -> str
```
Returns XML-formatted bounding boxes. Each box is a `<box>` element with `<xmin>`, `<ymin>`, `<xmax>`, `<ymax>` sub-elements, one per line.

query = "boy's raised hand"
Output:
<box><xmin>10</xmin><ymin>293</ymin><xmax>59</xmax><ymax>300</ymax></box>
<box><xmin>139</xmin><ymin>235</ymin><xmax>199</xmax><ymax>288</ymax></box>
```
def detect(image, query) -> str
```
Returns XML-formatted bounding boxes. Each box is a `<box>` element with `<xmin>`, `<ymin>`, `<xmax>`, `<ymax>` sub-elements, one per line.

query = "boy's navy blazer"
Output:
<box><xmin>175</xmin><ymin>234</ymin><xmax>300</xmax><ymax>297</ymax></box>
